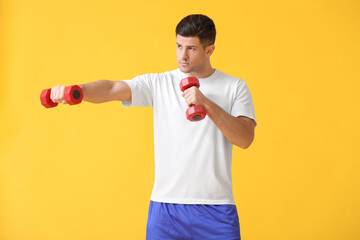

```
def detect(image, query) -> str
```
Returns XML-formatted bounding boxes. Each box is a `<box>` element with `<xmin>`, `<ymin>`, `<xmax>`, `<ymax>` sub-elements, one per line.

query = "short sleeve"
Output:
<box><xmin>121</xmin><ymin>73</ymin><xmax>154</xmax><ymax>108</ymax></box>
<box><xmin>230</xmin><ymin>80</ymin><xmax>257</xmax><ymax>126</ymax></box>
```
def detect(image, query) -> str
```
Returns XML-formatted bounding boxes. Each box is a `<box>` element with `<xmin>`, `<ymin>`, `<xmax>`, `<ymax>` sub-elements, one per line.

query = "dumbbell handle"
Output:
<box><xmin>40</xmin><ymin>85</ymin><xmax>83</xmax><ymax>108</ymax></box>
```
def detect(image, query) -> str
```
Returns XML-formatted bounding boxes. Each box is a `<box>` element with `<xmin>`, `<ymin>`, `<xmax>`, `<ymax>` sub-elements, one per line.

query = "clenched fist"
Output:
<box><xmin>50</xmin><ymin>85</ymin><xmax>68</xmax><ymax>104</ymax></box>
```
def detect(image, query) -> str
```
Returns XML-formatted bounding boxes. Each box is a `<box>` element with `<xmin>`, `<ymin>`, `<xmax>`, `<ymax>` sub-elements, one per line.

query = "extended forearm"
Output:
<box><xmin>79</xmin><ymin>80</ymin><xmax>114</xmax><ymax>103</ymax></box>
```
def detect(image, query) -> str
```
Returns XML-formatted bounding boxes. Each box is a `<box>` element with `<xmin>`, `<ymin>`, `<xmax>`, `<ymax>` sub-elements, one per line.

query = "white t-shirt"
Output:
<box><xmin>121</xmin><ymin>68</ymin><xmax>256</xmax><ymax>205</ymax></box>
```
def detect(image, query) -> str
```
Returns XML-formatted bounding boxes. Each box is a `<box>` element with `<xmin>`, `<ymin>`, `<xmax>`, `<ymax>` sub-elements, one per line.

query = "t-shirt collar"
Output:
<box><xmin>177</xmin><ymin>68</ymin><xmax>218</xmax><ymax>81</ymax></box>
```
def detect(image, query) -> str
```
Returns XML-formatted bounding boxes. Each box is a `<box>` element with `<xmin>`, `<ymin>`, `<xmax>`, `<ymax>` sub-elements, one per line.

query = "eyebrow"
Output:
<box><xmin>176</xmin><ymin>42</ymin><xmax>197</xmax><ymax>48</ymax></box>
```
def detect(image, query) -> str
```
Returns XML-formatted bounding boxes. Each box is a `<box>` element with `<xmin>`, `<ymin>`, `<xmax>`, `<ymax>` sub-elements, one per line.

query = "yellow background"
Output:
<box><xmin>1</xmin><ymin>0</ymin><xmax>359</xmax><ymax>239</ymax></box>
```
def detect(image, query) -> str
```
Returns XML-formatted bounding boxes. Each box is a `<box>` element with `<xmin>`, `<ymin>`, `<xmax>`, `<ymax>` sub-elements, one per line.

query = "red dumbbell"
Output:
<box><xmin>180</xmin><ymin>77</ymin><xmax>206</xmax><ymax>121</ymax></box>
<box><xmin>40</xmin><ymin>85</ymin><xmax>83</xmax><ymax>108</ymax></box>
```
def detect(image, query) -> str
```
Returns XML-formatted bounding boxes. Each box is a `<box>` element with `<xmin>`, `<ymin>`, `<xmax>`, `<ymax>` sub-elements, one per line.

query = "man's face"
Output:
<box><xmin>176</xmin><ymin>35</ymin><xmax>209</xmax><ymax>74</ymax></box>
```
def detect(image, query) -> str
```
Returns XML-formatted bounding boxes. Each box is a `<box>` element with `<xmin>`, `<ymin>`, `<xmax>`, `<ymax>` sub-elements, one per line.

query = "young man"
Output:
<box><xmin>51</xmin><ymin>14</ymin><xmax>256</xmax><ymax>240</ymax></box>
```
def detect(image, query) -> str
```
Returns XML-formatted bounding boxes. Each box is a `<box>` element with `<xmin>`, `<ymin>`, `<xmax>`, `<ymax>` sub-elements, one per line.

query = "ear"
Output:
<box><xmin>206</xmin><ymin>45</ymin><xmax>215</xmax><ymax>56</ymax></box>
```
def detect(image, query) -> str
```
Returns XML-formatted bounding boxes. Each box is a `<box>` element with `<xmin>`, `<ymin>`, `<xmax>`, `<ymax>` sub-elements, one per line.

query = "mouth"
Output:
<box><xmin>180</xmin><ymin>62</ymin><xmax>189</xmax><ymax>65</ymax></box>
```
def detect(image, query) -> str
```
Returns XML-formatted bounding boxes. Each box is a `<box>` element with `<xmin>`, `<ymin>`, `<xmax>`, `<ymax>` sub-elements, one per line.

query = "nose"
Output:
<box><xmin>180</xmin><ymin>49</ymin><xmax>189</xmax><ymax>61</ymax></box>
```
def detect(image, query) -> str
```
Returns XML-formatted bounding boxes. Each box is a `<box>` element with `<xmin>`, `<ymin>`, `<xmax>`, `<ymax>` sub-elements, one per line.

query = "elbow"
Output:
<box><xmin>238</xmin><ymin>142</ymin><xmax>251</xmax><ymax>149</ymax></box>
<box><xmin>235</xmin><ymin>136</ymin><xmax>254</xmax><ymax>149</ymax></box>
<box><xmin>240</xmin><ymin>141</ymin><xmax>253</xmax><ymax>149</ymax></box>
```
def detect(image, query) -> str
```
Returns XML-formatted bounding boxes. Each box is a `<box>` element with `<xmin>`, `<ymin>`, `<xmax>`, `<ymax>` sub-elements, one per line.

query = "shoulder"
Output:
<box><xmin>216</xmin><ymin>69</ymin><xmax>246</xmax><ymax>87</ymax></box>
<box><xmin>137</xmin><ymin>68</ymin><xmax>179</xmax><ymax>80</ymax></box>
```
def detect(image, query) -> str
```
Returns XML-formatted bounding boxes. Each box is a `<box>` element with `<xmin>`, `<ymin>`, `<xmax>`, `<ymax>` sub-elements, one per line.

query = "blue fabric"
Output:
<box><xmin>146</xmin><ymin>200</ymin><xmax>241</xmax><ymax>240</ymax></box>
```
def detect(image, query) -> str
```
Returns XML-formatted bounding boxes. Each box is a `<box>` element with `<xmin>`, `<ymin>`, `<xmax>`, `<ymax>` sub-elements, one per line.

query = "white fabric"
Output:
<box><xmin>121</xmin><ymin>68</ymin><xmax>256</xmax><ymax>205</ymax></box>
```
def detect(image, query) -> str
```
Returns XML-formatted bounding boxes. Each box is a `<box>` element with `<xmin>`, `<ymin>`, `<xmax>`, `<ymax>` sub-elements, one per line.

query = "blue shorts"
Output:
<box><xmin>146</xmin><ymin>200</ymin><xmax>241</xmax><ymax>240</ymax></box>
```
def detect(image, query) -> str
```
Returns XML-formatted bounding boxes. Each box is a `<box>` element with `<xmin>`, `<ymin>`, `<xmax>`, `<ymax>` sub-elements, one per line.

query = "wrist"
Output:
<box><xmin>203</xmin><ymin>97</ymin><xmax>213</xmax><ymax>111</ymax></box>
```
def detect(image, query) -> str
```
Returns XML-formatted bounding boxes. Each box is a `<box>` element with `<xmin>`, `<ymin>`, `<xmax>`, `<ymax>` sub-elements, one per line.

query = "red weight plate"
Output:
<box><xmin>64</xmin><ymin>85</ymin><xmax>83</xmax><ymax>105</ymax></box>
<box><xmin>180</xmin><ymin>77</ymin><xmax>200</xmax><ymax>92</ymax></box>
<box><xmin>40</xmin><ymin>88</ymin><xmax>58</xmax><ymax>108</ymax></box>
<box><xmin>186</xmin><ymin>105</ymin><xmax>206</xmax><ymax>121</ymax></box>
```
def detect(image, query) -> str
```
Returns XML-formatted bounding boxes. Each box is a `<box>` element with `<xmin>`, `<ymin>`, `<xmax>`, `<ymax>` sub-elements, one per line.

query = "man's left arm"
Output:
<box><xmin>182</xmin><ymin>87</ymin><xmax>256</xmax><ymax>149</ymax></box>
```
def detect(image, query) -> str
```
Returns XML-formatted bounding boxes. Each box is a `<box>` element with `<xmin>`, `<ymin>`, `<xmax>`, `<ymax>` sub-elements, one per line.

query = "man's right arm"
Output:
<box><xmin>50</xmin><ymin>80</ymin><xmax>131</xmax><ymax>104</ymax></box>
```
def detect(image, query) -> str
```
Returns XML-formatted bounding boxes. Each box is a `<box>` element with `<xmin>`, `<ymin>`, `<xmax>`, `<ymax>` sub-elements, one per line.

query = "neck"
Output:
<box><xmin>184</xmin><ymin>66</ymin><xmax>216</xmax><ymax>79</ymax></box>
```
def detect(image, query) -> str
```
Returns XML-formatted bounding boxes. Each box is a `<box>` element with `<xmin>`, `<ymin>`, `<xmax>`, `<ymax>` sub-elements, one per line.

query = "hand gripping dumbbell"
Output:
<box><xmin>40</xmin><ymin>85</ymin><xmax>83</xmax><ymax>108</ymax></box>
<box><xmin>180</xmin><ymin>77</ymin><xmax>207</xmax><ymax>121</ymax></box>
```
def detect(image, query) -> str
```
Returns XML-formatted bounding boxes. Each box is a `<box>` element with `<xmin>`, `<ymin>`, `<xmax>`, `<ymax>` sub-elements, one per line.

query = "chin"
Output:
<box><xmin>179</xmin><ymin>65</ymin><xmax>192</xmax><ymax>73</ymax></box>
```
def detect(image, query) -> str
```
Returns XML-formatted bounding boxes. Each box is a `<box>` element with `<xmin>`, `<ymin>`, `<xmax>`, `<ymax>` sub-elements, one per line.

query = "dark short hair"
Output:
<box><xmin>175</xmin><ymin>14</ymin><xmax>216</xmax><ymax>49</ymax></box>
